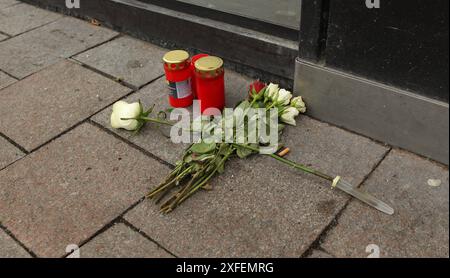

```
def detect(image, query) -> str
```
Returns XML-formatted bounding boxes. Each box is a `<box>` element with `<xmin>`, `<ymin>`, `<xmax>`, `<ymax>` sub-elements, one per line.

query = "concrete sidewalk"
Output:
<box><xmin>0</xmin><ymin>2</ymin><xmax>448</xmax><ymax>258</ymax></box>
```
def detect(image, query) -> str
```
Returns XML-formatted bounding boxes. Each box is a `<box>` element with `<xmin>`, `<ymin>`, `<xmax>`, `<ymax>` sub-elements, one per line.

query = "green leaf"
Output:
<box><xmin>143</xmin><ymin>104</ymin><xmax>155</xmax><ymax>117</ymax></box>
<box><xmin>183</xmin><ymin>155</ymin><xmax>193</xmax><ymax>163</ymax></box>
<box><xmin>236</xmin><ymin>145</ymin><xmax>254</xmax><ymax>158</ymax></box>
<box><xmin>218</xmin><ymin>143</ymin><xmax>230</xmax><ymax>155</ymax></box>
<box><xmin>190</xmin><ymin>142</ymin><xmax>216</xmax><ymax>154</ymax></box>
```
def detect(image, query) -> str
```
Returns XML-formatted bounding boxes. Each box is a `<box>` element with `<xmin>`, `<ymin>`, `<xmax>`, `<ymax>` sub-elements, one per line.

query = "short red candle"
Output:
<box><xmin>194</xmin><ymin>56</ymin><xmax>225</xmax><ymax>114</ymax></box>
<box><xmin>162</xmin><ymin>50</ymin><xmax>194</xmax><ymax>108</ymax></box>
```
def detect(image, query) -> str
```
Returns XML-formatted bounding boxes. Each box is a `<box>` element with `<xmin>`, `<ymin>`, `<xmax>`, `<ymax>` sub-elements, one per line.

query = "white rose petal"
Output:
<box><xmin>110</xmin><ymin>101</ymin><xmax>142</xmax><ymax>131</ymax></box>
<box><xmin>276</xmin><ymin>89</ymin><xmax>292</xmax><ymax>106</ymax></box>
<box><xmin>281</xmin><ymin>107</ymin><xmax>300</xmax><ymax>126</ymax></box>
<box><xmin>291</xmin><ymin>96</ymin><xmax>307</xmax><ymax>113</ymax></box>
<box><xmin>266</xmin><ymin>83</ymin><xmax>279</xmax><ymax>99</ymax></box>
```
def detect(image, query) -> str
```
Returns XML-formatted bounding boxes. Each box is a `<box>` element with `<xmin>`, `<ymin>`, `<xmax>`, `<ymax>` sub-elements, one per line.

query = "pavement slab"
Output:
<box><xmin>0</xmin><ymin>16</ymin><xmax>118</xmax><ymax>79</ymax></box>
<box><xmin>0</xmin><ymin>70</ymin><xmax>15</xmax><ymax>89</ymax></box>
<box><xmin>0</xmin><ymin>33</ymin><xmax>8</xmax><ymax>42</ymax></box>
<box><xmin>0</xmin><ymin>229</ymin><xmax>31</xmax><ymax>258</ymax></box>
<box><xmin>92</xmin><ymin>70</ymin><xmax>252</xmax><ymax>165</ymax></box>
<box><xmin>0</xmin><ymin>3</ymin><xmax>62</xmax><ymax>36</ymax></box>
<box><xmin>0</xmin><ymin>123</ymin><xmax>171</xmax><ymax>257</ymax></box>
<box><xmin>124</xmin><ymin>117</ymin><xmax>388</xmax><ymax>257</ymax></box>
<box><xmin>0</xmin><ymin>135</ymin><xmax>24</xmax><ymax>169</ymax></box>
<box><xmin>0</xmin><ymin>0</ymin><xmax>19</xmax><ymax>10</ymax></box>
<box><xmin>0</xmin><ymin>60</ymin><xmax>131</xmax><ymax>151</ymax></box>
<box><xmin>321</xmin><ymin>149</ymin><xmax>449</xmax><ymax>258</ymax></box>
<box><xmin>307</xmin><ymin>250</ymin><xmax>334</xmax><ymax>258</ymax></box>
<box><xmin>73</xmin><ymin>36</ymin><xmax>167</xmax><ymax>88</ymax></box>
<box><xmin>80</xmin><ymin>223</ymin><xmax>173</xmax><ymax>258</ymax></box>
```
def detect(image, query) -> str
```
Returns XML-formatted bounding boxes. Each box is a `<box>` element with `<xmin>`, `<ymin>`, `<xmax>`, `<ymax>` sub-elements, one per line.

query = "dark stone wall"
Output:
<box><xmin>299</xmin><ymin>0</ymin><xmax>449</xmax><ymax>102</ymax></box>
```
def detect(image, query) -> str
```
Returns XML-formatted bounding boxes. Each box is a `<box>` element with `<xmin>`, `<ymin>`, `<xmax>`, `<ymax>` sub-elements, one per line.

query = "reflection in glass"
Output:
<box><xmin>177</xmin><ymin>0</ymin><xmax>301</xmax><ymax>30</ymax></box>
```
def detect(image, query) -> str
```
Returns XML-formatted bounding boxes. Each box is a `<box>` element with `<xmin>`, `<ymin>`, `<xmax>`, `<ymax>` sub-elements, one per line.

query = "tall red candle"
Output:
<box><xmin>190</xmin><ymin>53</ymin><xmax>209</xmax><ymax>98</ymax></box>
<box><xmin>194</xmin><ymin>56</ymin><xmax>225</xmax><ymax>114</ymax></box>
<box><xmin>163</xmin><ymin>50</ymin><xmax>193</xmax><ymax>108</ymax></box>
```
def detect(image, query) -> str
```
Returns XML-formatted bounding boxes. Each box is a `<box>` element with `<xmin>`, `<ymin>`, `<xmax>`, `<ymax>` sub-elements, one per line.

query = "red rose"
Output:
<box><xmin>249</xmin><ymin>80</ymin><xmax>266</xmax><ymax>97</ymax></box>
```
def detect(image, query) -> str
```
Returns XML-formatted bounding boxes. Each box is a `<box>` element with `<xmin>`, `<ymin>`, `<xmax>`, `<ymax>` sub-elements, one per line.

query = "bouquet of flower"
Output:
<box><xmin>110</xmin><ymin>81</ymin><xmax>394</xmax><ymax>215</ymax></box>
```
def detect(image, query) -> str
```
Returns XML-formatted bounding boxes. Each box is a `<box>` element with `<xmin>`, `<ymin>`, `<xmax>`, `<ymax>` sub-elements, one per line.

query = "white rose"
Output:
<box><xmin>291</xmin><ymin>96</ymin><xmax>306</xmax><ymax>113</ymax></box>
<box><xmin>110</xmin><ymin>101</ymin><xmax>142</xmax><ymax>131</ymax></box>
<box><xmin>280</xmin><ymin>107</ymin><xmax>300</xmax><ymax>126</ymax></box>
<box><xmin>275</xmin><ymin>89</ymin><xmax>292</xmax><ymax>105</ymax></box>
<box><xmin>265</xmin><ymin>83</ymin><xmax>279</xmax><ymax>99</ymax></box>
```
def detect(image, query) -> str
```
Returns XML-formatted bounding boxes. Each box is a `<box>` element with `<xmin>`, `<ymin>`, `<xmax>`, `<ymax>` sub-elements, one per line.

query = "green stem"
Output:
<box><xmin>266</xmin><ymin>102</ymin><xmax>277</xmax><ymax>110</ymax></box>
<box><xmin>138</xmin><ymin>117</ymin><xmax>175</xmax><ymax>126</ymax></box>
<box><xmin>147</xmin><ymin>165</ymin><xmax>194</xmax><ymax>198</ymax></box>
<box><xmin>278</xmin><ymin>106</ymin><xmax>288</xmax><ymax>115</ymax></box>
<box><xmin>178</xmin><ymin>148</ymin><xmax>234</xmax><ymax>204</ymax></box>
<box><xmin>232</xmin><ymin>143</ymin><xmax>333</xmax><ymax>181</ymax></box>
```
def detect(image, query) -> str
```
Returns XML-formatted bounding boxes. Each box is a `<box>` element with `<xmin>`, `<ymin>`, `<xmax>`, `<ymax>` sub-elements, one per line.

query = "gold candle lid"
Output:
<box><xmin>163</xmin><ymin>50</ymin><xmax>190</xmax><ymax>70</ymax></box>
<box><xmin>194</xmin><ymin>56</ymin><xmax>224</xmax><ymax>77</ymax></box>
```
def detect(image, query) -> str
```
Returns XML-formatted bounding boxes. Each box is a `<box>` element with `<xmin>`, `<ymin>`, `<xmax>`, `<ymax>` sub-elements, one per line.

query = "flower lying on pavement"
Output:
<box><xmin>107</xmin><ymin>79</ymin><xmax>394</xmax><ymax>215</ymax></box>
<box><xmin>248</xmin><ymin>80</ymin><xmax>266</xmax><ymax>98</ymax></box>
<box><xmin>274</xmin><ymin>88</ymin><xmax>292</xmax><ymax>105</ymax></box>
<box><xmin>291</xmin><ymin>96</ymin><xmax>307</xmax><ymax>113</ymax></box>
<box><xmin>110</xmin><ymin>100</ymin><xmax>169</xmax><ymax>133</ymax></box>
<box><xmin>265</xmin><ymin>83</ymin><xmax>279</xmax><ymax>99</ymax></box>
<box><xmin>110</xmin><ymin>101</ymin><xmax>142</xmax><ymax>131</ymax></box>
<box><xmin>281</xmin><ymin>106</ymin><xmax>300</xmax><ymax>126</ymax></box>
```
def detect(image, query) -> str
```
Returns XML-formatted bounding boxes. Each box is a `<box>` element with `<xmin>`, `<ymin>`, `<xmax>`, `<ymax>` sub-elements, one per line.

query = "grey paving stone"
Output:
<box><xmin>0</xmin><ymin>123</ymin><xmax>171</xmax><ymax>257</ymax></box>
<box><xmin>124</xmin><ymin>117</ymin><xmax>388</xmax><ymax>257</ymax></box>
<box><xmin>80</xmin><ymin>223</ymin><xmax>173</xmax><ymax>258</ymax></box>
<box><xmin>321</xmin><ymin>149</ymin><xmax>449</xmax><ymax>258</ymax></box>
<box><xmin>0</xmin><ymin>0</ymin><xmax>19</xmax><ymax>10</ymax></box>
<box><xmin>73</xmin><ymin>36</ymin><xmax>167</xmax><ymax>88</ymax></box>
<box><xmin>0</xmin><ymin>3</ymin><xmax>62</xmax><ymax>36</ymax></box>
<box><xmin>0</xmin><ymin>229</ymin><xmax>31</xmax><ymax>258</ymax></box>
<box><xmin>0</xmin><ymin>70</ymin><xmax>16</xmax><ymax>89</ymax></box>
<box><xmin>0</xmin><ymin>33</ymin><xmax>8</xmax><ymax>42</ymax></box>
<box><xmin>0</xmin><ymin>135</ymin><xmax>24</xmax><ymax>169</ymax></box>
<box><xmin>0</xmin><ymin>16</ymin><xmax>118</xmax><ymax>79</ymax></box>
<box><xmin>92</xmin><ymin>70</ymin><xmax>252</xmax><ymax>165</ymax></box>
<box><xmin>307</xmin><ymin>250</ymin><xmax>334</xmax><ymax>258</ymax></box>
<box><xmin>0</xmin><ymin>60</ymin><xmax>131</xmax><ymax>151</ymax></box>
<box><xmin>282</xmin><ymin>118</ymin><xmax>389</xmax><ymax>187</ymax></box>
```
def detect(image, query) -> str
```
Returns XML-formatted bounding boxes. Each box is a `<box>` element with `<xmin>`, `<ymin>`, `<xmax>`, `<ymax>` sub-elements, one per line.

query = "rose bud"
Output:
<box><xmin>248</xmin><ymin>80</ymin><xmax>267</xmax><ymax>99</ymax></box>
<box><xmin>274</xmin><ymin>88</ymin><xmax>293</xmax><ymax>106</ymax></box>
<box><xmin>281</xmin><ymin>106</ymin><xmax>300</xmax><ymax>126</ymax></box>
<box><xmin>265</xmin><ymin>83</ymin><xmax>279</xmax><ymax>99</ymax></box>
<box><xmin>110</xmin><ymin>100</ymin><xmax>142</xmax><ymax>131</ymax></box>
<box><xmin>291</xmin><ymin>96</ymin><xmax>307</xmax><ymax>113</ymax></box>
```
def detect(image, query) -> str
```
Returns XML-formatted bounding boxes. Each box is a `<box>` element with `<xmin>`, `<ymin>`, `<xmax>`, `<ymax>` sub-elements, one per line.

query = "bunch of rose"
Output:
<box><xmin>109</xmin><ymin>80</ymin><xmax>394</xmax><ymax>215</ymax></box>
<box><xmin>248</xmin><ymin>81</ymin><xmax>306</xmax><ymax>127</ymax></box>
<box><xmin>109</xmin><ymin>81</ymin><xmax>309</xmax><ymax>212</ymax></box>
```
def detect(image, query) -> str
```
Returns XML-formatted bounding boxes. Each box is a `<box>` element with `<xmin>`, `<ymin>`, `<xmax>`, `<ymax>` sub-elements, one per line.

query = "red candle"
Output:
<box><xmin>190</xmin><ymin>53</ymin><xmax>209</xmax><ymax>98</ymax></box>
<box><xmin>194</xmin><ymin>56</ymin><xmax>225</xmax><ymax>114</ymax></box>
<box><xmin>163</xmin><ymin>50</ymin><xmax>193</xmax><ymax>108</ymax></box>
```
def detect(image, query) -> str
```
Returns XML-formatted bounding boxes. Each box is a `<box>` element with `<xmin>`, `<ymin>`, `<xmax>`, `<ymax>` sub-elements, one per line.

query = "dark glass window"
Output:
<box><xmin>177</xmin><ymin>0</ymin><xmax>301</xmax><ymax>30</ymax></box>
